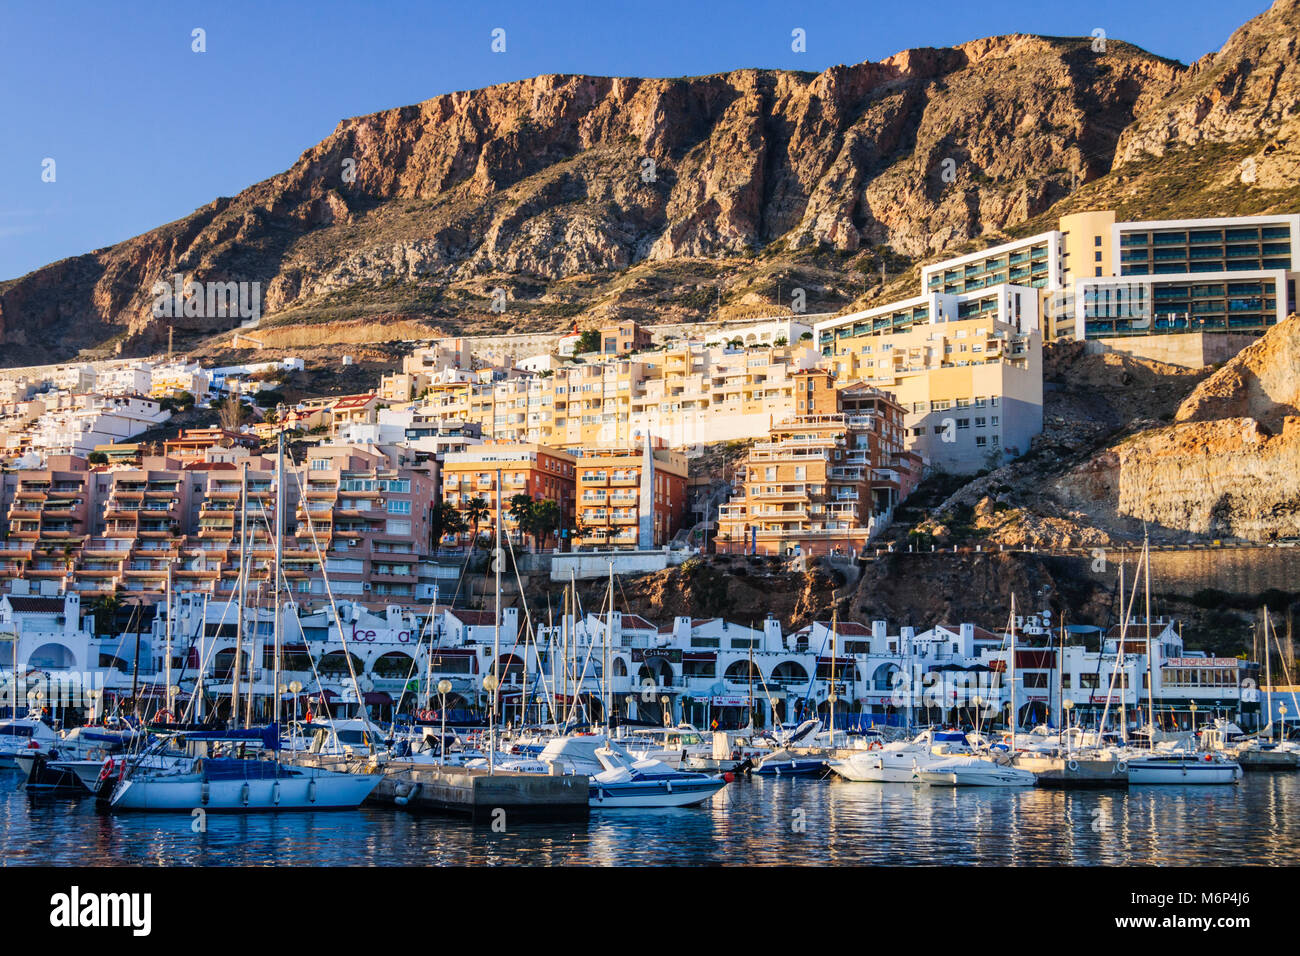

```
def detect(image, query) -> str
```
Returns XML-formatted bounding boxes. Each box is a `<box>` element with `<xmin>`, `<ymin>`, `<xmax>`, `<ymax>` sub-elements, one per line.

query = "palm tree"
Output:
<box><xmin>530</xmin><ymin>500</ymin><xmax>562</xmax><ymax>551</ymax></box>
<box><xmin>462</xmin><ymin>497</ymin><xmax>491</xmax><ymax>549</ymax></box>
<box><xmin>508</xmin><ymin>493</ymin><xmax>535</xmax><ymax>548</ymax></box>
<box><xmin>429</xmin><ymin>501</ymin><xmax>467</xmax><ymax>551</ymax></box>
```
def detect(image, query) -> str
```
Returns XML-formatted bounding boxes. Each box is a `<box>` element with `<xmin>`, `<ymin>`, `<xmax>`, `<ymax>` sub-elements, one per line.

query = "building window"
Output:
<box><xmin>387</xmin><ymin>500</ymin><xmax>411</xmax><ymax>515</ymax></box>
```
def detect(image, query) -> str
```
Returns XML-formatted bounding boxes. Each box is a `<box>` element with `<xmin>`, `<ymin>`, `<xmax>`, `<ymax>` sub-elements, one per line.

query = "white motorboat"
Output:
<box><xmin>588</xmin><ymin>743</ymin><xmax>728</xmax><ymax>808</ymax></box>
<box><xmin>830</xmin><ymin>730</ymin><xmax>970</xmax><ymax>783</ymax></box>
<box><xmin>1125</xmin><ymin>751</ymin><xmax>1242</xmax><ymax>785</ymax></box>
<box><xmin>917</xmin><ymin>754</ymin><xmax>1038</xmax><ymax>787</ymax></box>
<box><xmin>0</xmin><ymin>714</ymin><xmax>61</xmax><ymax>768</ymax></box>
<box><xmin>751</xmin><ymin>747</ymin><xmax>827</xmax><ymax>777</ymax></box>
<box><xmin>620</xmin><ymin>725</ymin><xmax>712</xmax><ymax>769</ymax></box>
<box><xmin>106</xmin><ymin>726</ymin><xmax>383</xmax><ymax>812</ymax></box>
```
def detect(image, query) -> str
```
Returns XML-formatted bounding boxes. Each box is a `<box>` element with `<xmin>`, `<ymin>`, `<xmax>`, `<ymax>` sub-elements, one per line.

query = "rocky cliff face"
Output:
<box><xmin>1114</xmin><ymin>0</ymin><xmax>1300</xmax><ymax>191</ymax></box>
<box><xmin>1053</xmin><ymin>316</ymin><xmax>1300</xmax><ymax>541</ymax></box>
<box><xmin>0</xmin><ymin>31</ymin><xmax>1184</xmax><ymax>363</ymax></box>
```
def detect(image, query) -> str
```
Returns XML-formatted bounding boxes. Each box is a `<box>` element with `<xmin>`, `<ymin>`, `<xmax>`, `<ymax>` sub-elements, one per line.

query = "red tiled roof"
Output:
<box><xmin>4</xmin><ymin>597</ymin><xmax>65</xmax><ymax>613</ymax></box>
<box><xmin>937</xmin><ymin>624</ymin><xmax>999</xmax><ymax>640</ymax></box>
<box><xmin>446</xmin><ymin>608</ymin><xmax>497</xmax><ymax>626</ymax></box>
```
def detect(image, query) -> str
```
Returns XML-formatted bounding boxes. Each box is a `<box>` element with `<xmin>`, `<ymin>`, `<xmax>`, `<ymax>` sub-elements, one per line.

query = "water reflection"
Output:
<box><xmin>1</xmin><ymin>769</ymin><xmax>1295</xmax><ymax>866</ymax></box>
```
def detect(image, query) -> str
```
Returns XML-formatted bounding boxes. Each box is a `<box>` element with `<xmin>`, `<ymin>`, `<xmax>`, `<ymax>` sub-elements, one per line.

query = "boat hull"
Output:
<box><xmin>830</xmin><ymin>753</ymin><xmax>926</xmax><ymax>783</ymax></box>
<box><xmin>753</xmin><ymin>758</ymin><xmax>825</xmax><ymax>777</ymax></box>
<box><xmin>918</xmin><ymin>760</ymin><xmax>1037</xmax><ymax>787</ymax></box>
<box><xmin>1127</xmin><ymin>759</ymin><xmax>1242</xmax><ymax>785</ymax></box>
<box><xmin>589</xmin><ymin>777</ymin><xmax>725</xmax><ymax>808</ymax></box>
<box><xmin>14</xmin><ymin>753</ymin><xmax>85</xmax><ymax>792</ymax></box>
<box><xmin>110</xmin><ymin>770</ymin><xmax>382</xmax><ymax>811</ymax></box>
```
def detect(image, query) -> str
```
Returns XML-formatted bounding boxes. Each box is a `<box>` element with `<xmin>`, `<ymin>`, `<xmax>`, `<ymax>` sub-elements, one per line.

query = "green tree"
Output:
<box><xmin>529</xmin><ymin>499</ymin><xmax>562</xmax><ymax>550</ymax></box>
<box><xmin>575</xmin><ymin>329</ymin><xmax>601</xmax><ymax>354</ymax></box>
<box><xmin>462</xmin><ymin>497</ymin><xmax>491</xmax><ymax>548</ymax></box>
<box><xmin>429</xmin><ymin>500</ymin><xmax>467</xmax><ymax>551</ymax></box>
<box><xmin>87</xmin><ymin>451</ymin><xmax>109</xmax><ymax>465</ymax></box>
<box><xmin>508</xmin><ymin>493</ymin><xmax>535</xmax><ymax>548</ymax></box>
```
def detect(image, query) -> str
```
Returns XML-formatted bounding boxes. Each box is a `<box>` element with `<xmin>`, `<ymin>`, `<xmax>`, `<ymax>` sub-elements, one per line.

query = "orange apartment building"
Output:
<box><xmin>290</xmin><ymin>446</ymin><xmax>439</xmax><ymax>604</ymax></box>
<box><xmin>571</xmin><ymin>443</ymin><xmax>688</xmax><ymax>550</ymax></box>
<box><xmin>439</xmin><ymin>443</ymin><xmax>576</xmax><ymax>548</ymax></box>
<box><xmin>600</xmin><ymin>320</ymin><xmax>653</xmax><ymax>355</ymax></box>
<box><xmin>0</xmin><ymin>448</ymin><xmax>440</xmax><ymax>609</ymax></box>
<box><xmin>715</xmin><ymin>383</ymin><xmax>919</xmax><ymax>557</ymax></box>
<box><xmin>163</xmin><ymin>428</ymin><xmax>260</xmax><ymax>462</ymax></box>
<box><xmin>0</xmin><ymin>456</ymin><xmax>95</xmax><ymax>594</ymax></box>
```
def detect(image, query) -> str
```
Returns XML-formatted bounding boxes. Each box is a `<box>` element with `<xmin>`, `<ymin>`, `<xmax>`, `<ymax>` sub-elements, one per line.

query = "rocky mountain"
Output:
<box><xmin>17</xmin><ymin>6</ymin><xmax>1300</xmax><ymax>364</ymax></box>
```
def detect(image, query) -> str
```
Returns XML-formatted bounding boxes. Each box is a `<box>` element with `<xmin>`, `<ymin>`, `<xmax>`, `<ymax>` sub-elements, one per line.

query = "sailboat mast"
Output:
<box><xmin>548</xmin><ymin>596</ymin><xmax>557</xmax><ymax>732</ymax></box>
<box><xmin>490</xmin><ymin>467</ymin><xmax>502</xmax><ymax>774</ymax></box>
<box><xmin>1009</xmin><ymin>594</ymin><xmax>1017</xmax><ymax>753</ymax></box>
<box><xmin>829</xmin><ymin>609</ymin><xmax>837</xmax><ymax>748</ymax></box>
<box><xmin>748</xmin><ymin>633</ymin><xmax>754</xmax><ymax>727</ymax></box>
<box><xmin>272</xmin><ymin>428</ymin><xmax>284</xmax><ymax>727</ymax></box>
<box><xmin>562</xmin><ymin>583</ymin><xmax>569</xmax><ymax>727</ymax></box>
<box><xmin>1264</xmin><ymin>611</ymin><xmax>1272</xmax><ymax>740</ymax></box>
<box><xmin>1144</xmin><ymin>537</ymin><xmax>1156</xmax><ymax>746</ymax></box>
<box><xmin>165</xmin><ymin>563</ymin><xmax>173</xmax><ymax>716</ymax></box>
<box><xmin>604</xmin><ymin>561</ymin><xmax>613</xmax><ymax>731</ymax></box>
<box><xmin>232</xmin><ymin>460</ymin><xmax>248</xmax><ymax>729</ymax></box>
<box><xmin>1117</xmin><ymin>557</ymin><xmax>1127</xmax><ymax>742</ymax></box>
<box><xmin>425</xmin><ymin>584</ymin><xmax>438</xmax><ymax>710</ymax></box>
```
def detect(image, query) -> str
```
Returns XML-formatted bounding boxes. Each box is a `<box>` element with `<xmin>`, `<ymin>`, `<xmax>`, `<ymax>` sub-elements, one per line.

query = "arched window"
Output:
<box><xmin>724</xmin><ymin>659</ymin><xmax>761</xmax><ymax>682</ymax></box>
<box><xmin>770</xmin><ymin>660</ymin><xmax>808</xmax><ymax>686</ymax></box>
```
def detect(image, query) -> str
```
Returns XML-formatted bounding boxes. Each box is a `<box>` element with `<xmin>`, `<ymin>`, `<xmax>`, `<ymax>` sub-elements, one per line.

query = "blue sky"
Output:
<box><xmin>0</xmin><ymin>0</ymin><xmax>1269</xmax><ymax>281</ymax></box>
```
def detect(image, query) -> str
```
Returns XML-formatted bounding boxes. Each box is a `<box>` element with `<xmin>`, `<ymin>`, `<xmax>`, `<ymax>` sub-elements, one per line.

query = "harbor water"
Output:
<box><xmin>3</xmin><ymin>768</ymin><xmax>1298</xmax><ymax>866</ymax></box>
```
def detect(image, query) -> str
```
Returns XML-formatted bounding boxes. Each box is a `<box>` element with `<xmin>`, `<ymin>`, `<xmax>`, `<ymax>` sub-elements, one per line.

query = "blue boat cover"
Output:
<box><xmin>182</xmin><ymin>724</ymin><xmax>281</xmax><ymax>751</ymax></box>
<box><xmin>201</xmin><ymin>758</ymin><xmax>295</xmax><ymax>781</ymax></box>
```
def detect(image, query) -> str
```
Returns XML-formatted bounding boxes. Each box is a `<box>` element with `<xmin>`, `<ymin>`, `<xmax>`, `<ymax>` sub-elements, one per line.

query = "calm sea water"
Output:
<box><xmin>2</xmin><ymin>767</ymin><xmax>1297</xmax><ymax>866</ymax></box>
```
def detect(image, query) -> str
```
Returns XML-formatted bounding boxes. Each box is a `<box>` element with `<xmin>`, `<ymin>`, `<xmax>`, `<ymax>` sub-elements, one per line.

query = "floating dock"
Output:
<box><xmin>285</xmin><ymin>754</ymin><xmax>590</xmax><ymax>822</ymax></box>
<box><xmin>1232</xmin><ymin>749</ymin><xmax>1299</xmax><ymax>771</ymax></box>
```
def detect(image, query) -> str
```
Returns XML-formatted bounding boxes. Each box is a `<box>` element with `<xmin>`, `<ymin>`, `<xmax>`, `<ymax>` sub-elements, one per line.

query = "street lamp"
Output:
<box><xmin>289</xmin><ymin>680</ymin><xmax>303</xmax><ymax>730</ymax></box>
<box><xmin>483</xmin><ymin>673</ymin><xmax>499</xmax><ymax>774</ymax></box>
<box><xmin>437</xmin><ymin>678</ymin><xmax>452</xmax><ymax>767</ymax></box>
<box><xmin>167</xmin><ymin>685</ymin><xmax>180</xmax><ymax>724</ymax></box>
<box><xmin>660</xmin><ymin>694</ymin><xmax>670</xmax><ymax>728</ymax></box>
<box><xmin>1279</xmin><ymin>702</ymin><xmax>1288</xmax><ymax>745</ymax></box>
<box><xmin>1061</xmin><ymin>699</ymin><xmax>1074</xmax><ymax>755</ymax></box>
<box><xmin>769</xmin><ymin>696</ymin><xmax>780</xmax><ymax>730</ymax></box>
<box><xmin>1189</xmin><ymin>700</ymin><xmax>1198</xmax><ymax>733</ymax></box>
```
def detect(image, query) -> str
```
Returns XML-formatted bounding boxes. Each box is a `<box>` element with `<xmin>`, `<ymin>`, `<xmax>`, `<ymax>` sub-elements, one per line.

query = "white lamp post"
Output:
<box><xmin>288</xmin><ymin>680</ymin><xmax>302</xmax><ymax>730</ymax></box>
<box><xmin>1061</xmin><ymin>699</ymin><xmax>1074</xmax><ymax>756</ymax></box>
<box><xmin>1279</xmin><ymin>702</ymin><xmax>1288</xmax><ymax>745</ymax></box>
<box><xmin>437</xmin><ymin>678</ymin><xmax>452</xmax><ymax>767</ymax></box>
<box><xmin>1189</xmin><ymin>700</ymin><xmax>1198</xmax><ymax>733</ymax></box>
